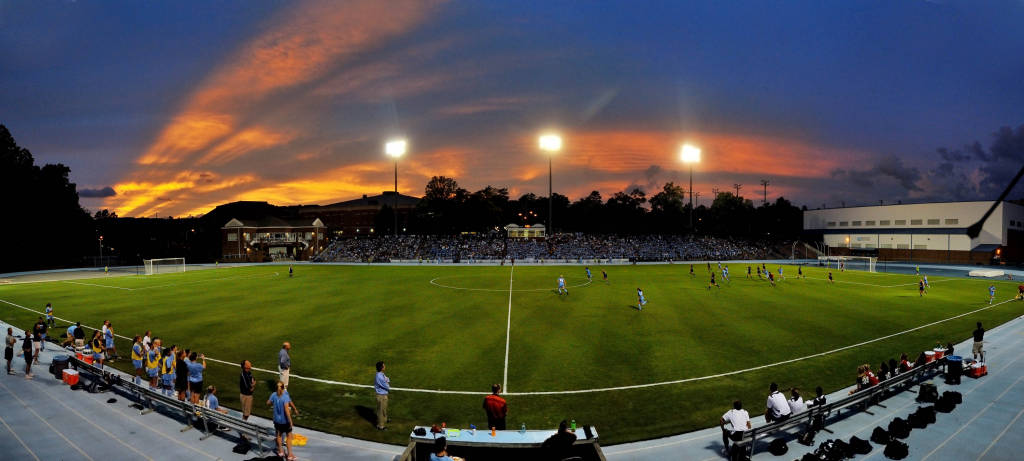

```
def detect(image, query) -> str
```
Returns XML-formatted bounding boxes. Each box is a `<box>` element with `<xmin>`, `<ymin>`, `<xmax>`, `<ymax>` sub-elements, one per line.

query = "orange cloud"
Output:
<box><xmin>107</xmin><ymin>171</ymin><xmax>257</xmax><ymax>217</ymax></box>
<box><xmin>198</xmin><ymin>127</ymin><xmax>296</xmax><ymax>165</ymax></box>
<box><xmin>544</xmin><ymin>130</ymin><xmax>866</xmax><ymax>177</ymax></box>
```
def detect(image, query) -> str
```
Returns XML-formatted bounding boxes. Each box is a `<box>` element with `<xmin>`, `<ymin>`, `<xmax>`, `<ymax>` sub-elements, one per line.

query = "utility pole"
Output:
<box><xmin>733</xmin><ymin>184</ymin><xmax>742</xmax><ymax>197</ymax></box>
<box><xmin>760</xmin><ymin>179</ymin><xmax>769</xmax><ymax>204</ymax></box>
<box><xmin>711</xmin><ymin>187</ymin><xmax>720</xmax><ymax>197</ymax></box>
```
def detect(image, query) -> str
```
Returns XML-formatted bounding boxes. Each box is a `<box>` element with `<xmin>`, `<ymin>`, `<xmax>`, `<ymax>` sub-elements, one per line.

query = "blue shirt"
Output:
<box><xmin>430</xmin><ymin>454</ymin><xmax>454</xmax><ymax>461</ymax></box>
<box><xmin>187</xmin><ymin>361</ymin><xmax>204</xmax><ymax>382</ymax></box>
<box><xmin>279</xmin><ymin>348</ymin><xmax>290</xmax><ymax>369</ymax></box>
<box><xmin>104</xmin><ymin>329</ymin><xmax>113</xmax><ymax>341</ymax></box>
<box><xmin>207</xmin><ymin>394</ymin><xmax>219</xmax><ymax>410</ymax></box>
<box><xmin>67</xmin><ymin>325</ymin><xmax>76</xmax><ymax>336</ymax></box>
<box><xmin>269</xmin><ymin>392</ymin><xmax>291</xmax><ymax>424</ymax></box>
<box><xmin>375</xmin><ymin>371</ymin><xmax>390</xmax><ymax>395</ymax></box>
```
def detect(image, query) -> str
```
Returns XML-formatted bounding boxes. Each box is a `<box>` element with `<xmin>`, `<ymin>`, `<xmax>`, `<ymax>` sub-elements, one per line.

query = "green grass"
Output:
<box><xmin>1</xmin><ymin>263</ymin><xmax>1021</xmax><ymax>445</ymax></box>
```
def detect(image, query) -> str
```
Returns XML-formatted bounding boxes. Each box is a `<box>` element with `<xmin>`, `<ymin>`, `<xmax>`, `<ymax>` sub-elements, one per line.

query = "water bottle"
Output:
<box><xmin>520</xmin><ymin>422</ymin><xmax>526</xmax><ymax>434</ymax></box>
<box><xmin>571</xmin><ymin>419</ymin><xmax>576</xmax><ymax>431</ymax></box>
<box><xmin>470</xmin><ymin>424</ymin><xmax>476</xmax><ymax>436</ymax></box>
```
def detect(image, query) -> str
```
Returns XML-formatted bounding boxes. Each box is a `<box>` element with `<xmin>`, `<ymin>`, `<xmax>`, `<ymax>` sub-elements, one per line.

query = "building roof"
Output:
<box><xmin>223</xmin><ymin>216</ymin><xmax>325</xmax><ymax>229</ymax></box>
<box><xmin>321</xmin><ymin>191</ymin><xmax>420</xmax><ymax>209</ymax></box>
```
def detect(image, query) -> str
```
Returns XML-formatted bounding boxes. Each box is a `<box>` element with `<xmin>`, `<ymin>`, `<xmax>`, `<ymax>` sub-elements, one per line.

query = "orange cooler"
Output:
<box><xmin>924</xmin><ymin>351</ymin><xmax>935</xmax><ymax>362</ymax></box>
<box><xmin>62</xmin><ymin>369</ymin><xmax>79</xmax><ymax>385</ymax></box>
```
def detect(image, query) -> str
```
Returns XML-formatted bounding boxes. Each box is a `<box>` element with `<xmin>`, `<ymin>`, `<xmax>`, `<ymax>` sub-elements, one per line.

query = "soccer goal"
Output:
<box><xmin>144</xmin><ymin>258</ymin><xmax>186</xmax><ymax>275</ymax></box>
<box><xmin>818</xmin><ymin>255</ymin><xmax>877</xmax><ymax>273</ymax></box>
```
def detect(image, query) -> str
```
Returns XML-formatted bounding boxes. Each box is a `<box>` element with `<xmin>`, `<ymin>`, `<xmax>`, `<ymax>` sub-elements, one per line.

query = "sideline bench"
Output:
<box><xmin>66</xmin><ymin>356</ymin><xmax>277</xmax><ymax>455</ymax></box>
<box><xmin>403</xmin><ymin>426</ymin><xmax>605</xmax><ymax>461</ymax></box>
<box><xmin>736</xmin><ymin>359</ymin><xmax>940</xmax><ymax>457</ymax></box>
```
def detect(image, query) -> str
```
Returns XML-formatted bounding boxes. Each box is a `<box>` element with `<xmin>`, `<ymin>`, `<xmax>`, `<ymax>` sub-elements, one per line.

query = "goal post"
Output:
<box><xmin>144</xmin><ymin>258</ymin><xmax>186</xmax><ymax>275</ymax></box>
<box><xmin>817</xmin><ymin>255</ymin><xmax>877</xmax><ymax>273</ymax></box>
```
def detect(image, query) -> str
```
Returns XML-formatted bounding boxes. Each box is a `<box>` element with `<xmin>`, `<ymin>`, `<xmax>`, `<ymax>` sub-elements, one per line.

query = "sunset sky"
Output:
<box><xmin>2</xmin><ymin>0</ymin><xmax>1022</xmax><ymax>217</ymax></box>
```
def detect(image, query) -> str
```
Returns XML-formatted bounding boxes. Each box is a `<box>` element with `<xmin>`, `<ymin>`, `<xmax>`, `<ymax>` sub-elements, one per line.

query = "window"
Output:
<box><xmin>227</xmin><ymin>233</ymin><xmax>238</xmax><ymax>242</ymax></box>
<box><xmin>896</xmin><ymin>244</ymin><xmax>910</xmax><ymax>249</ymax></box>
<box><xmin>879</xmin><ymin>244</ymin><xmax>893</xmax><ymax>249</ymax></box>
<box><xmin>910</xmin><ymin>219</ymin><xmax>923</xmax><ymax>225</ymax></box>
<box><xmin>913</xmin><ymin>244</ymin><xmax>928</xmax><ymax>250</ymax></box>
<box><xmin>852</xmin><ymin>221</ymin><xmax>862</xmax><ymax>226</ymax></box>
<box><xmin>880</xmin><ymin>220</ymin><xmax>891</xmax><ymax>226</ymax></box>
<box><xmin>927</xmin><ymin>219</ymin><xmax>940</xmax><ymax>225</ymax></box>
<box><xmin>839</xmin><ymin>221</ymin><xmax>849</xmax><ymax>227</ymax></box>
<box><xmin>857</xmin><ymin>236</ymin><xmax>872</xmax><ymax>241</ymax></box>
<box><xmin>945</xmin><ymin>218</ymin><xmax>959</xmax><ymax>225</ymax></box>
<box><xmin>895</xmin><ymin>220</ymin><xmax>906</xmax><ymax>225</ymax></box>
<box><xmin>305</xmin><ymin>232</ymin><xmax>312</xmax><ymax>239</ymax></box>
<box><xmin>827</xmin><ymin>221</ymin><xmax>836</xmax><ymax>227</ymax></box>
<box><xmin>851</xmin><ymin>244</ymin><xmax>862</xmax><ymax>248</ymax></box>
<box><xmin>865</xmin><ymin>220</ymin><xmax>876</xmax><ymax>226</ymax></box>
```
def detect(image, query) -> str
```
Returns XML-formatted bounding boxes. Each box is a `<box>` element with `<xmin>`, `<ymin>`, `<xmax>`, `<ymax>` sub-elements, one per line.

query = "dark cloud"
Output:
<box><xmin>832</xmin><ymin>156</ymin><xmax>922</xmax><ymax>192</ymax></box>
<box><xmin>79</xmin><ymin>186</ymin><xmax>116</xmax><ymax>198</ymax></box>
<box><xmin>978</xmin><ymin>125</ymin><xmax>1024</xmax><ymax>196</ymax></box>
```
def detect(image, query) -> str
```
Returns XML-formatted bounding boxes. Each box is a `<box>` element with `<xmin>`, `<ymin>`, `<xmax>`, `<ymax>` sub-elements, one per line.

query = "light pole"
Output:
<box><xmin>539</xmin><ymin>134</ymin><xmax>562</xmax><ymax>234</ymax></box>
<box><xmin>385</xmin><ymin>139</ymin><xmax>407</xmax><ymax>236</ymax></box>
<box><xmin>680</xmin><ymin>145</ymin><xmax>701</xmax><ymax>229</ymax></box>
<box><xmin>760</xmin><ymin>179</ymin><xmax>769</xmax><ymax>204</ymax></box>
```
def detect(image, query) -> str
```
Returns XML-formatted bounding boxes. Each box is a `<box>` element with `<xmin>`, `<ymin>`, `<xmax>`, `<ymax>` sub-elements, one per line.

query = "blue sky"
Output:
<box><xmin>1</xmin><ymin>0</ymin><xmax>1021</xmax><ymax>216</ymax></box>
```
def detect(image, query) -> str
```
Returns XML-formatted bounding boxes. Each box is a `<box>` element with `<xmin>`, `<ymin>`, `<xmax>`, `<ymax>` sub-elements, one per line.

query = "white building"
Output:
<box><xmin>803</xmin><ymin>201</ymin><xmax>1024</xmax><ymax>262</ymax></box>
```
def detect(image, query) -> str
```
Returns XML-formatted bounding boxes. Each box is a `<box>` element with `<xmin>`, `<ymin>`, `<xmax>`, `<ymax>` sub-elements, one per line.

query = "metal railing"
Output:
<box><xmin>66</xmin><ymin>357</ymin><xmax>276</xmax><ymax>456</ymax></box>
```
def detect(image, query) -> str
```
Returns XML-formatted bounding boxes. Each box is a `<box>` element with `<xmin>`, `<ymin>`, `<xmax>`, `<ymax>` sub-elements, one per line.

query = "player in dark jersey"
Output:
<box><xmin>708</xmin><ymin>272</ymin><xmax>720</xmax><ymax>290</ymax></box>
<box><xmin>767</xmin><ymin>271</ymin><xmax>776</xmax><ymax>287</ymax></box>
<box><xmin>919</xmin><ymin>279</ymin><xmax>926</xmax><ymax>297</ymax></box>
<box><xmin>797</xmin><ymin>266</ymin><xmax>804</xmax><ymax>279</ymax></box>
<box><xmin>747</xmin><ymin>266</ymin><xmax>752</xmax><ymax>279</ymax></box>
<box><xmin>827</xmin><ymin>271</ymin><xmax>834</xmax><ymax>284</ymax></box>
<box><xmin>689</xmin><ymin>264</ymin><xmax>695</xmax><ymax>277</ymax></box>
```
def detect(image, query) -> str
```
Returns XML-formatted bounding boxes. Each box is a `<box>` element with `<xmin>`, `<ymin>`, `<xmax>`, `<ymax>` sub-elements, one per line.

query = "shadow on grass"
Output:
<box><xmin>354</xmin><ymin>405</ymin><xmax>377</xmax><ymax>427</ymax></box>
<box><xmin>263</xmin><ymin>378</ymin><xmax>278</xmax><ymax>393</ymax></box>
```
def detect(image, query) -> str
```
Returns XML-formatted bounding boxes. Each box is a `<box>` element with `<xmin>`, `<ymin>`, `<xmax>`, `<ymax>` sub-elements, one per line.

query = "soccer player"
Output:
<box><xmin>761</xmin><ymin>262</ymin><xmax>767</xmax><ymax>273</ymax></box>
<box><xmin>827</xmin><ymin>271</ymin><xmax>834</xmax><ymax>284</ymax></box>
<box><xmin>923</xmin><ymin>274</ymin><xmax>929</xmax><ymax>288</ymax></box>
<box><xmin>707</xmin><ymin>262</ymin><xmax>712</xmax><ymax>273</ymax></box>
<box><xmin>557</xmin><ymin>275</ymin><xmax>568</xmax><ymax>295</ymax></box>
<box><xmin>840</xmin><ymin>261</ymin><xmax>845</xmax><ymax>272</ymax></box>
<box><xmin>44</xmin><ymin>303</ymin><xmax>54</xmax><ymax>328</ymax></box>
<box><xmin>1017</xmin><ymin>283</ymin><xmax>1024</xmax><ymax>301</ymax></box>
<box><xmin>722</xmin><ymin>266</ymin><xmax>730</xmax><ymax>283</ymax></box>
<box><xmin>637</xmin><ymin>288</ymin><xmax>647</xmax><ymax>310</ymax></box>
<box><xmin>146</xmin><ymin>338</ymin><xmax>162</xmax><ymax>389</ymax></box>
<box><xmin>747</xmin><ymin>266</ymin><xmax>752</xmax><ymax>279</ymax></box>
<box><xmin>767</xmin><ymin>270</ymin><xmax>776</xmax><ymax>287</ymax></box>
<box><xmin>104</xmin><ymin>322</ymin><xmax>117</xmax><ymax>360</ymax></box>
<box><xmin>689</xmin><ymin>265</ymin><xmax>695</xmax><ymax>277</ymax></box>
<box><xmin>756</xmin><ymin>266</ymin><xmax>762</xmax><ymax>279</ymax></box>
<box><xmin>131</xmin><ymin>336</ymin><xmax>145</xmax><ymax>385</ymax></box>
<box><xmin>778</xmin><ymin>266</ymin><xmax>785</xmax><ymax>281</ymax></box>
<box><xmin>915</xmin><ymin>265</ymin><xmax>920</xmax><ymax>276</ymax></box>
<box><xmin>161</xmin><ymin>346</ymin><xmax>177</xmax><ymax>396</ymax></box>
<box><xmin>104</xmin><ymin>265</ymin><xmax>109</xmax><ymax>275</ymax></box>
<box><xmin>289</xmin><ymin>265</ymin><xmax>293</xmax><ymax>278</ymax></box>
<box><xmin>988</xmin><ymin>285</ymin><xmax>996</xmax><ymax>304</ymax></box>
<box><xmin>708</xmin><ymin>271</ymin><xmax>720</xmax><ymax>290</ymax></box>
<box><xmin>602</xmin><ymin>270</ymin><xmax>608</xmax><ymax>283</ymax></box>
<box><xmin>918</xmin><ymin>279</ymin><xmax>926</xmax><ymax>297</ymax></box>
<box><xmin>717</xmin><ymin>262</ymin><xmax>723</xmax><ymax>272</ymax></box>
<box><xmin>797</xmin><ymin>266</ymin><xmax>804</xmax><ymax>279</ymax></box>
<box><xmin>585</xmin><ymin>267</ymin><xmax>592</xmax><ymax>282</ymax></box>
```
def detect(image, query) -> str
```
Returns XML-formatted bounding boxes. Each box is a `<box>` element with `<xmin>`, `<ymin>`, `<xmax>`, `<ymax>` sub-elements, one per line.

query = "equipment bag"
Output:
<box><xmin>935</xmin><ymin>395</ymin><xmax>955</xmax><ymax>413</ymax></box>
<box><xmin>884</xmin><ymin>440</ymin><xmax>909</xmax><ymax>460</ymax></box>
<box><xmin>798</xmin><ymin>430</ymin><xmax>817</xmax><ymax>446</ymax></box>
<box><xmin>917</xmin><ymin>383</ymin><xmax>939</xmax><ymax>403</ymax></box>
<box><xmin>871</xmin><ymin>426</ymin><xmax>891</xmax><ymax>445</ymax></box>
<box><xmin>849</xmin><ymin>436</ymin><xmax>872</xmax><ymax>455</ymax></box>
<box><xmin>888</xmin><ymin>417</ymin><xmax>911</xmax><ymax>439</ymax></box>
<box><xmin>943</xmin><ymin>391</ymin><xmax>963</xmax><ymax>404</ymax></box>
<box><xmin>768</xmin><ymin>438</ymin><xmax>788</xmax><ymax>456</ymax></box>
<box><xmin>918</xmin><ymin>405</ymin><xmax>936</xmax><ymax>424</ymax></box>
<box><xmin>49</xmin><ymin>355</ymin><xmax>71</xmax><ymax>380</ymax></box>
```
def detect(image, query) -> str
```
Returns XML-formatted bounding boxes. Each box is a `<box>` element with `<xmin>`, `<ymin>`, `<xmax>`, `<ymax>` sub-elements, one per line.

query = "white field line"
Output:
<box><xmin>3</xmin><ymin>296</ymin><xmax>1020</xmax><ymax>396</ymax></box>
<box><xmin>60</xmin><ymin>272</ymin><xmax>279</xmax><ymax>291</ymax></box>
<box><xmin>429</xmin><ymin>275</ymin><xmax>591</xmax><ymax>292</ymax></box>
<box><xmin>803</xmin><ymin>276</ymin><xmax>965</xmax><ymax>288</ymax></box>
<box><xmin>503</xmin><ymin>265</ymin><xmax>515</xmax><ymax>392</ymax></box>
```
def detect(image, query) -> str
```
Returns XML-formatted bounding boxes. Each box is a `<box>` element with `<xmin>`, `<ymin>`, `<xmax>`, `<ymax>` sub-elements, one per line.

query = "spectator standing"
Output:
<box><xmin>187</xmin><ymin>352</ymin><xmax>207</xmax><ymax>404</ymax></box>
<box><xmin>146</xmin><ymin>338</ymin><xmax>162</xmax><ymax>389</ymax></box>
<box><xmin>22</xmin><ymin>328</ymin><xmax>34</xmax><ymax>378</ymax></box>
<box><xmin>131</xmin><ymin>336</ymin><xmax>145</xmax><ymax>385</ymax></box>
<box><xmin>268</xmin><ymin>381</ymin><xmax>297</xmax><ymax>460</ymax></box>
<box><xmin>143</xmin><ymin>330</ymin><xmax>152</xmax><ymax>351</ymax></box>
<box><xmin>5</xmin><ymin>327</ymin><xmax>15</xmax><ymax>375</ymax></box>
<box><xmin>973</xmin><ymin>322</ymin><xmax>985</xmax><ymax>360</ymax></box>
<box><xmin>45</xmin><ymin>303</ymin><xmax>55</xmax><ymax>328</ymax></box>
<box><xmin>375</xmin><ymin>361</ymin><xmax>390</xmax><ymax>430</ymax></box>
<box><xmin>90</xmin><ymin>330</ymin><xmax>105</xmax><ymax>368</ymax></box>
<box><xmin>160</xmin><ymin>346</ymin><xmax>176</xmax><ymax>396</ymax></box>
<box><xmin>279</xmin><ymin>342</ymin><xmax>291</xmax><ymax>388</ymax></box>
<box><xmin>32</xmin><ymin>317</ymin><xmax>45</xmax><ymax>363</ymax></box>
<box><xmin>239</xmin><ymin>360</ymin><xmax>255</xmax><ymax>421</ymax></box>
<box><xmin>104</xmin><ymin>322</ymin><xmax>117</xmax><ymax>361</ymax></box>
<box><xmin>765</xmin><ymin>382</ymin><xmax>792</xmax><ymax>423</ymax></box>
<box><xmin>483</xmin><ymin>383</ymin><xmax>508</xmax><ymax>430</ymax></box>
<box><xmin>73</xmin><ymin>322</ymin><xmax>85</xmax><ymax>349</ymax></box>
<box><xmin>719</xmin><ymin>401</ymin><xmax>751</xmax><ymax>456</ymax></box>
<box><xmin>175</xmin><ymin>349</ymin><xmax>189</xmax><ymax>401</ymax></box>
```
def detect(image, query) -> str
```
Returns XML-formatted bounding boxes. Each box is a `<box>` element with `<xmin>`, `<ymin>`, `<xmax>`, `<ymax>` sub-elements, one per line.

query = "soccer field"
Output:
<box><xmin>1</xmin><ymin>263</ymin><xmax>1021</xmax><ymax>445</ymax></box>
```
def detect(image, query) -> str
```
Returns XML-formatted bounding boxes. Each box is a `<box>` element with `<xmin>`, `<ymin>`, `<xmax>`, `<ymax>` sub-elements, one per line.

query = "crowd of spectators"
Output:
<box><xmin>314</xmin><ymin>234</ymin><xmax>769</xmax><ymax>263</ymax></box>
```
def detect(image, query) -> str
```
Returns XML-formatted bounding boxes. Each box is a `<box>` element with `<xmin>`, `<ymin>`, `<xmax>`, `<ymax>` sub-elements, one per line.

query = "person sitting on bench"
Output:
<box><xmin>720</xmin><ymin>400</ymin><xmax>751</xmax><ymax>456</ymax></box>
<box><xmin>765</xmin><ymin>382</ymin><xmax>792</xmax><ymax>423</ymax></box>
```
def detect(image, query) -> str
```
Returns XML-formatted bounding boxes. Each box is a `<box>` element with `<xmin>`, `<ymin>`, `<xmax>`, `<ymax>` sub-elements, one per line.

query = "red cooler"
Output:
<box><xmin>83</xmin><ymin>355</ymin><xmax>94</xmax><ymax>365</ymax></box>
<box><xmin>924</xmin><ymin>351</ymin><xmax>935</xmax><ymax>363</ymax></box>
<box><xmin>62</xmin><ymin>369</ymin><xmax>79</xmax><ymax>385</ymax></box>
<box><xmin>933</xmin><ymin>348</ymin><xmax>945</xmax><ymax>359</ymax></box>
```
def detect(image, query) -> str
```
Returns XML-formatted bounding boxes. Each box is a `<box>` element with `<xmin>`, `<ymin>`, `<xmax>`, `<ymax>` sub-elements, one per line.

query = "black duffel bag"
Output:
<box><xmin>50</xmin><ymin>355</ymin><xmax>71</xmax><ymax>380</ymax></box>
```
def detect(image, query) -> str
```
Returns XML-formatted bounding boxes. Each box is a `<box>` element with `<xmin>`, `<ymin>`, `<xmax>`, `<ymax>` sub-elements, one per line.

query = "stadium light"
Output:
<box><xmin>385</xmin><ymin>138</ymin><xmax>408</xmax><ymax>236</ymax></box>
<box><xmin>680</xmin><ymin>144</ymin><xmax>701</xmax><ymax>229</ymax></box>
<box><xmin>539</xmin><ymin>133</ymin><xmax>563</xmax><ymax>232</ymax></box>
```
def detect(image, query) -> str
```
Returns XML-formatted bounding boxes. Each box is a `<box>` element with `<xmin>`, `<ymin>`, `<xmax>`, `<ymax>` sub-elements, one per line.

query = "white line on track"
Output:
<box><xmin>3</xmin><ymin>295</ymin><xmax>1021</xmax><ymax>396</ymax></box>
<box><xmin>503</xmin><ymin>265</ymin><xmax>514</xmax><ymax>392</ymax></box>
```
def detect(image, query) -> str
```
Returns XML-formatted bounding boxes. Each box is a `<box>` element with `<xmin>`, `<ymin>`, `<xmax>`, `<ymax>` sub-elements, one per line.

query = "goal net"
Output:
<box><xmin>144</xmin><ymin>258</ymin><xmax>185</xmax><ymax>275</ymax></box>
<box><xmin>818</xmin><ymin>255</ymin><xmax>877</xmax><ymax>273</ymax></box>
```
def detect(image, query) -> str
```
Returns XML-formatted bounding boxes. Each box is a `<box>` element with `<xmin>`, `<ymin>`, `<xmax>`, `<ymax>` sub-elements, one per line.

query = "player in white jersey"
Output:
<box><xmin>557</xmin><ymin>275</ymin><xmax>568</xmax><ymax>295</ymax></box>
<box><xmin>637</xmin><ymin>288</ymin><xmax>647</xmax><ymax>310</ymax></box>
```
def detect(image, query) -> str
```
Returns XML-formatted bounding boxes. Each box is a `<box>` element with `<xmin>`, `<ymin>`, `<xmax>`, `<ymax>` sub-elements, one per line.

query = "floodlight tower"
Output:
<box><xmin>760</xmin><ymin>179</ymin><xmax>770</xmax><ymax>204</ymax></box>
<box><xmin>680</xmin><ymin>145</ymin><xmax>701</xmax><ymax>229</ymax></box>
<box><xmin>539</xmin><ymin>134</ymin><xmax>563</xmax><ymax>233</ymax></box>
<box><xmin>734</xmin><ymin>184</ymin><xmax>742</xmax><ymax>197</ymax></box>
<box><xmin>385</xmin><ymin>139</ymin><xmax>407</xmax><ymax>236</ymax></box>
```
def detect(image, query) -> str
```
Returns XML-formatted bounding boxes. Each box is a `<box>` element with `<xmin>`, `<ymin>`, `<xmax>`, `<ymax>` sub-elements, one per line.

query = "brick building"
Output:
<box><xmin>221</xmin><ymin>217</ymin><xmax>326</xmax><ymax>262</ymax></box>
<box><xmin>298</xmin><ymin>191</ymin><xmax>419</xmax><ymax>236</ymax></box>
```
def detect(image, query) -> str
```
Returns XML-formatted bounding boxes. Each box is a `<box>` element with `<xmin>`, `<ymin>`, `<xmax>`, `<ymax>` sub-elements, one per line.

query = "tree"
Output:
<box><xmin>94</xmin><ymin>209</ymin><xmax>118</xmax><ymax>220</ymax></box>
<box><xmin>423</xmin><ymin>176</ymin><xmax>463</xmax><ymax>201</ymax></box>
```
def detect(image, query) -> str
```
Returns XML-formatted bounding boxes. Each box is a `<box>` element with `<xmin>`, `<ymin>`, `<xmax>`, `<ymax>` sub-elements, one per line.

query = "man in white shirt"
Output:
<box><xmin>765</xmin><ymin>382</ymin><xmax>792</xmax><ymax>423</ymax></box>
<box><xmin>720</xmin><ymin>400</ymin><xmax>752</xmax><ymax>456</ymax></box>
<box><xmin>788</xmin><ymin>388</ymin><xmax>807</xmax><ymax>415</ymax></box>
